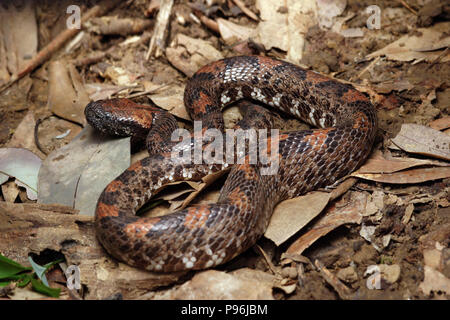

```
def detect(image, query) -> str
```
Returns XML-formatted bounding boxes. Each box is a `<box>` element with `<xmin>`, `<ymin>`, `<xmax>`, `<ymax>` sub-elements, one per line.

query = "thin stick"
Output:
<box><xmin>231</xmin><ymin>0</ymin><xmax>259</xmax><ymax>21</ymax></box>
<box><xmin>146</xmin><ymin>0</ymin><xmax>174</xmax><ymax>60</ymax></box>
<box><xmin>0</xmin><ymin>0</ymin><xmax>121</xmax><ymax>93</ymax></box>
<box><xmin>253</xmin><ymin>244</ymin><xmax>277</xmax><ymax>274</ymax></box>
<box><xmin>357</xmin><ymin>56</ymin><xmax>381</xmax><ymax>79</ymax></box>
<box><xmin>315</xmin><ymin>259</ymin><xmax>354</xmax><ymax>299</ymax></box>
<box><xmin>396</xmin><ymin>0</ymin><xmax>418</xmax><ymax>15</ymax></box>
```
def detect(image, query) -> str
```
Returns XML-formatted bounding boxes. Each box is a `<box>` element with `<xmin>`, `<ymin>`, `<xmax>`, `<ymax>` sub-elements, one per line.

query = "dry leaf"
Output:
<box><xmin>316</xmin><ymin>0</ymin><xmax>347</xmax><ymax>29</ymax></box>
<box><xmin>355</xmin><ymin>150</ymin><xmax>448</xmax><ymax>174</ymax></box>
<box><xmin>255</xmin><ymin>0</ymin><xmax>317</xmax><ymax>62</ymax></box>
<box><xmin>390</xmin><ymin>124</ymin><xmax>450</xmax><ymax>161</ymax></box>
<box><xmin>6</xmin><ymin>111</ymin><xmax>45</xmax><ymax>159</ymax></box>
<box><xmin>149</xmin><ymin>84</ymin><xmax>190</xmax><ymax>120</ymax></box>
<box><xmin>366</xmin><ymin>22</ymin><xmax>450</xmax><ymax>63</ymax></box>
<box><xmin>217</xmin><ymin>18</ymin><xmax>256</xmax><ymax>45</ymax></box>
<box><xmin>160</xmin><ymin>269</ymin><xmax>275</xmax><ymax>300</ymax></box>
<box><xmin>47</xmin><ymin>60</ymin><xmax>90</xmax><ymax>126</ymax></box>
<box><xmin>353</xmin><ymin>167</ymin><xmax>450</xmax><ymax>184</ymax></box>
<box><xmin>166</xmin><ymin>33</ymin><xmax>223</xmax><ymax>77</ymax></box>
<box><xmin>265</xmin><ymin>191</ymin><xmax>331</xmax><ymax>246</ymax></box>
<box><xmin>429</xmin><ymin>116</ymin><xmax>450</xmax><ymax>131</ymax></box>
<box><xmin>0</xmin><ymin>2</ymin><xmax>37</xmax><ymax>84</ymax></box>
<box><xmin>0</xmin><ymin>148</ymin><xmax>41</xmax><ymax>200</ymax></box>
<box><xmin>1</xmin><ymin>180</ymin><xmax>19</xmax><ymax>203</ymax></box>
<box><xmin>286</xmin><ymin>191</ymin><xmax>366</xmax><ymax>255</ymax></box>
<box><xmin>37</xmin><ymin>126</ymin><xmax>130</xmax><ymax>216</ymax></box>
<box><xmin>419</xmin><ymin>266</ymin><xmax>450</xmax><ymax>295</ymax></box>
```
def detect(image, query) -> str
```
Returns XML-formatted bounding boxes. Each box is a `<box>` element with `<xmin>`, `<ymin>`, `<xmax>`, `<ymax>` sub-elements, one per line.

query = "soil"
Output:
<box><xmin>0</xmin><ymin>0</ymin><xmax>449</xmax><ymax>300</ymax></box>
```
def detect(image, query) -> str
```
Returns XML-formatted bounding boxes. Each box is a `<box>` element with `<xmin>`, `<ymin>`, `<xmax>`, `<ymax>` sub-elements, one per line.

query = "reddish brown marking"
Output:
<box><xmin>353</xmin><ymin>112</ymin><xmax>369</xmax><ymax>130</ymax></box>
<box><xmin>105</xmin><ymin>180</ymin><xmax>125</xmax><ymax>193</ymax></box>
<box><xmin>184</xmin><ymin>205</ymin><xmax>211</xmax><ymax>229</ymax></box>
<box><xmin>124</xmin><ymin>217</ymin><xmax>160</xmax><ymax>239</ymax></box>
<box><xmin>257</xmin><ymin>56</ymin><xmax>284</xmax><ymax>68</ymax></box>
<box><xmin>193</xmin><ymin>91</ymin><xmax>215</xmax><ymax>114</ymax></box>
<box><xmin>306</xmin><ymin>71</ymin><xmax>329</xmax><ymax>85</ymax></box>
<box><xmin>128</xmin><ymin>160</ymin><xmax>144</xmax><ymax>172</ymax></box>
<box><xmin>226</xmin><ymin>186</ymin><xmax>248</xmax><ymax>209</ymax></box>
<box><xmin>259</xmin><ymin>136</ymin><xmax>282</xmax><ymax>164</ymax></box>
<box><xmin>341</xmin><ymin>90</ymin><xmax>368</xmax><ymax>103</ymax></box>
<box><xmin>96</xmin><ymin>202</ymin><xmax>119</xmax><ymax>218</ymax></box>
<box><xmin>303</xmin><ymin>129</ymin><xmax>331</xmax><ymax>151</ymax></box>
<box><xmin>235</xmin><ymin>163</ymin><xmax>258</xmax><ymax>180</ymax></box>
<box><xmin>127</xmin><ymin>109</ymin><xmax>154</xmax><ymax>127</ymax></box>
<box><xmin>102</xmin><ymin>100</ymin><xmax>156</xmax><ymax>127</ymax></box>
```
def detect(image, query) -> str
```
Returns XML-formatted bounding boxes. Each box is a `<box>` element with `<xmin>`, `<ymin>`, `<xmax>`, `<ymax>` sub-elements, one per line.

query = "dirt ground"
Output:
<box><xmin>0</xmin><ymin>0</ymin><xmax>449</xmax><ymax>300</ymax></box>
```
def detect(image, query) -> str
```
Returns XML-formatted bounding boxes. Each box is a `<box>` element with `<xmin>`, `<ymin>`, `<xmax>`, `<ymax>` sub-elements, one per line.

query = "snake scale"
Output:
<box><xmin>85</xmin><ymin>55</ymin><xmax>377</xmax><ymax>272</ymax></box>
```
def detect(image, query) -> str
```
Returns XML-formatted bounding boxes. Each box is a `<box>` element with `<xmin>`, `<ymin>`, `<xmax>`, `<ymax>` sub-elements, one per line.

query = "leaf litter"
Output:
<box><xmin>0</xmin><ymin>0</ymin><xmax>449</xmax><ymax>300</ymax></box>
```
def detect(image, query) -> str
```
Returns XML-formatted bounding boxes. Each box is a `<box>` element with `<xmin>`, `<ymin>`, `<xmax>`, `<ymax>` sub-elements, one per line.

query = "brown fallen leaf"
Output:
<box><xmin>148</xmin><ymin>83</ymin><xmax>190</xmax><ymax>120</ymax></box>
<box><xmin>147</xmin><ymin>167</ymin><xmax>229</xmax><ymax>213</ymax></box>
<box><xmin>265</xmin><ymin>191</ymin><xmax>331</xmax><ymax>246</ymax></box>
<box><xmin>355</xmin><ymin>150</ymin><xmax>449</xmax><ymax>174</ymax></box>
<box><xmin>429</xmin><ymin>116</ymin><xmax>450</xmax><ymax>131</ymax></box>
<box><xmin>6</xmin><ymin>111</ymin><xmax>45</xmax><ymax>159</ymax></box>
<box><xmin>217</xmin><ymin>18</ymin><xmax>256</xmax><ymax>46</ymax></box>
<box><xmin>419</xmin><ymin>266</ymin><xmax>450</xmax><ymax>296</ymax></box>
<box><xmin>390</xmin><ymin>123</ymin><xmax>450</xmax><ymax>161</ymax></box>
<box><xmin>255</xmin><ymin>0</ymin><xmax>317</xmax><ymax>62</ymax></box>
<box><xmin>372</xmin><ymin>79</ymin><xmax>414</xmax><ymax>94</ymax></box>
<box><xmin>166</xmin><ymin>33</ymin><xmax>223</xmax><ymax>77</ymax></box>
<box><xmin>0</xmin><ymin>1</ymin><xmax>37</xmax><ymax>85</ymax></box>
<box><xmin>1</xmin><ymin>180</ymin><xmax>19</xmax><ymax>203</ymax></box>
<box><xmin>366</xmin><ymin>22</ymin><xmax>450</xmax><ymax>63</ymax></box>
<box><xmin>158</xmin><ymin>269</ymin><xmax>275</xmax><ymax>300</ymax></box>
<box><xmin>263</xmin><ymin>177</ymin><xmax>357</xmax><ymax>247</ymax></box>
<box><xmin>47</xmin><ymin>60</ymin><xmax>90</xmax><ymax>126</ymax></box>
<box><xmin>353</xmin><ymin>167</ymin><xmax>450</xmax><ymax>184</ymax></box>
<box><xmin>286</xmin><ymin>191</ymin><xmax>366</xmax><ymax>255</ymax></box>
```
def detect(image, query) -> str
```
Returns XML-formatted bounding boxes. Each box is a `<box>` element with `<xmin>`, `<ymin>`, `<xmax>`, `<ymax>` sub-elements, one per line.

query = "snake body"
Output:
<box><xmin>85</xmin><ymin>56</ymin><xmax>377</xmax><ymax>272</ymax></box>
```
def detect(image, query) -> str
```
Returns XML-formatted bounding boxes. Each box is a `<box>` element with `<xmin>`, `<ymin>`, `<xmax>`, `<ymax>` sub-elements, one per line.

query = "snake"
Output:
<box><xmin>85</xmin><ymin>55</ymin><xmax>377</xmax><ymax>272</ymax></box>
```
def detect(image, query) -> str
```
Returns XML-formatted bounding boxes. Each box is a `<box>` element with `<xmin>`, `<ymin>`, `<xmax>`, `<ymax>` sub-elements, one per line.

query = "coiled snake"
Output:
<box><xmin>85</xmin><ymin>56</ymin><xmax>377</xmax><ymax>272</ymax></box>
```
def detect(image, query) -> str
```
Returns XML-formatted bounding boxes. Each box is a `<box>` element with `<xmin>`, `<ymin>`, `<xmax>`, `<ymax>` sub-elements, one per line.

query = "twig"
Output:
<box><xmin>396</xmin><ymin>0</ymin><xmax>418</xmax><ymax>15</ymax></box>
<box><xmin>231</xmin><ymin>0</ymin><xmax>259</xmax><ymax>21</ymax></box>
<box><xmin>125</xmin><ymin>83</ymin><xmax>172</xmax><ymax>99</ymax></box>
<box><xmin>314</xmin><ymin>259</ymin><xmax>354</xmax><ymax>300</ymax></box>
<box><xmin>34</xmin><ymin>117</ymin><xmax>50</xmax><ymax>156</ymax></box>
<box><xmin>253</xmin><ymin>244</ymin><xmax>277</xmax><ymax>274</ymax></box>
<box><xmin>357</xmin><ymin>56</ymin><xmax>381</xmax><ymax>79</ymax></box>
<box><xmin>146</xmin><ymin>0</ymin><xmax>174</xmax><ymax>60</ymax></box>
<box><xmin>426</xmin><ymin>47</ymin><xmax>449</xmax><ymax>70</ymax></box>
<box><xmin>0</xmin><ymin>0</ymin><xmax>121</xmax><ymax>94</ymax></box>
<box><xmin>199</xmin><ymin>14</ymin><xmax>220</xmax><ymax>33</ymax></box>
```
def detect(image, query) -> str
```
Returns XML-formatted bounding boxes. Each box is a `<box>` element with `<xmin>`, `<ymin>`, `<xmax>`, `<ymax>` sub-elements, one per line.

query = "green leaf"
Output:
<box><xmin>0</xmin><ymin>280</ymin><xmax>11</xmax><ymax>287</ymax></box>
<box><xmin>0</xmin><ymin>254</ymin><xmax>31</xmax><ymax>279</ymax></box>
<box><xmin>28</xmin><ymin>256</ymin><xmax>49</xmax><ymax>287</ymax></box>
<box><xmin>17</xmin><ymin>274</ymin><xmax>32</xmax><ymax>287</ymax></box>
<box><xmin>30</xmin><ymin>278</ymin><xmax>60</xmax><ymax>298</ymax></box>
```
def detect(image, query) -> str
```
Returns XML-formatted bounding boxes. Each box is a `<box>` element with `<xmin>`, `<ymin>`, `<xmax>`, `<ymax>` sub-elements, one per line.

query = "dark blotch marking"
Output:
<box><xmin>191</xmin><ymin>72</ymin><xmax>215</xmax><ymax>82</ymax></box>
<box><xmin>116</xmin><ymin>169</ymin><xmax>137</xmax><ymax>184</ymax></box>
<box><xmin>315</xmin><ymin>80</ymin><xmax>353</xmax><ymax>98</ymax></box>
